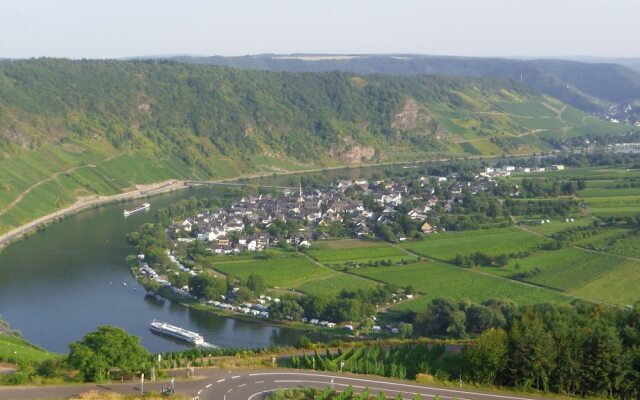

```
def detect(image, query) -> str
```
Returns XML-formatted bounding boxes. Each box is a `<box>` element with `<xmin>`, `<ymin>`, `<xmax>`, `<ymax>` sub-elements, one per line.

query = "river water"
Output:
<box><xmin>0</xmin><ymin>185</ymin><xmax>327</xmax><ymax>353</ymax></box>
<box><xmin>0</xmin><ymin>162</ymin><xmax>442</xmax><ymax>354</ymax></box>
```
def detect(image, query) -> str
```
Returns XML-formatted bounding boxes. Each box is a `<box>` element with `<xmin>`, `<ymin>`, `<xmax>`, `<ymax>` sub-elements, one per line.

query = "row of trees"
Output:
<box><xmin>269</xmin><ymin>286</ymin><xmax>397</xmax><ymax>324</ymax></box>
<box><xmin>408</xmin><ymin>297</ymin><xmax>640</xmax><ymax>398</ymax></box>
<box><xmin>466</xmin><ymin>303</ymin><xmax>640</xmax><ymax>398</ymax></box>
<box><xmin>409</xmin><ymin>297</ymin><xmax>517</xmax><ymax>338</ymax></box>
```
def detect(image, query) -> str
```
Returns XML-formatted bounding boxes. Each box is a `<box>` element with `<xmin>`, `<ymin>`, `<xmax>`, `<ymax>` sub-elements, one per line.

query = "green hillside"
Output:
<box><xmin>173</xmin><ymin>54</ymin><xmax>640</xmax><ymax>112</ymax></box>
<box><xmin>0</xmin><ymin>59</ymin><xmax>625</xmax><ymax>234</ymax></box>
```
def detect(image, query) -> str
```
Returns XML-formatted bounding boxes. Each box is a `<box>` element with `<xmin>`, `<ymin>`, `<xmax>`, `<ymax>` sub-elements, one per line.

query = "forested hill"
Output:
<box><xmin>0</xmin><ymin>59</ymin><xmax>625</xmax><ymax>234</ymax></box>
<box><xmin>171</xmin><ymin>54</ymin><xmax>640</xmax><ymax>113</ymax></box>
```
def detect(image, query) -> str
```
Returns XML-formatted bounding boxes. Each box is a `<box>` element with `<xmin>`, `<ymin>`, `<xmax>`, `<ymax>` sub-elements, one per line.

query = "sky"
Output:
<box><xmin>1</xmin><ymin>0</ymin><xmax>638</xmax><ymax>59</ymax></box>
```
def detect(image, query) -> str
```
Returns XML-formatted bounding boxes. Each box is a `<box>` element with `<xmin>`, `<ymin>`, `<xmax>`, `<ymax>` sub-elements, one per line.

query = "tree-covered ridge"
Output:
<box><xmin>0</xmin><ymin>59</ymin><xmax>625</xmax><ymax>235</ymax></box>
<box><xmin>0</xmin><ymin>58</ymin><xmax>539</xmax><ymax>159</ymax></box>
<box><xmin>173</xmin><ymin>54</ymin><xmax>640</xmax><ymax>113</ymax></box>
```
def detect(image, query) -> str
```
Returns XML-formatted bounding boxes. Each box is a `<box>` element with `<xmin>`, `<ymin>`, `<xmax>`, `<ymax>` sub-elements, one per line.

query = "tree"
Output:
<box><xmin>169</xmin><ymin>271</ymin><xmax>190</xmax><ymax>288</ymax></box>
<box><xmin>246</xmin><ymin>274</ymin><xmax>267</xmax><ymax>294</ymax></box>
<box><xmin>235</xmin><ymin>286</ymin><xmax>254</xmax><ymax>303</ymax></box>
<box><xmin>269</xmin><ymin>299</ymin><xmax>304</xmax><ymax>320</ymax></box>
<box><xmin>414</xmin><ymin>297</ymin><xmax>461</xmax><ymax>336</ymax></box>
<box><xmin>582</xmin><ymin>324</ymin><xmax>626</xmax><ymax>397</ymax></box>
<box><xmin>466</xmin><ymin>328</ymin><xmax>508</xmax><ymax>384</ymax></box>
<box><xmin>398</xmin><ymin>322</ymin><xmax>413</xmax><ymax>339</ymax></box>
<box><xmin>68</xmin><ymin>326</ymin><xmax>150</xmax><ymax>382</ymax></box>
<box><xmin>495</xmin><ymin>253</ymin><xmax>509</xmax><ymax>267</ymax></box>
<box><xmin>189</xmin><ymin>274</ymin><xmax>226</xmax><ymax>300</ymax></box>
<box><xmin>465</xmin><ymin>304</ymin><xmax>499</xmax><ymax>334</ymax></box>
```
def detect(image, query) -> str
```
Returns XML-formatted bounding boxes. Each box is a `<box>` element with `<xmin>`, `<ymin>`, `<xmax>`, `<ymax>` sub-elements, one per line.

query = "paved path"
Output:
<box><xmin>0</xmin><ymin>368</ymin><xmax>553</xmax><ymax>400</ymax></box>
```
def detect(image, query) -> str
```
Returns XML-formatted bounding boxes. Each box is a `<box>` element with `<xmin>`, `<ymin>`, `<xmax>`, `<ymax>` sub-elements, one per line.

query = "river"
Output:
<box><xmin>0</xmin><ymin>185</ymin><xmax>330</xmax><ymax>354</ymax></box>
<box><xmin>0</xmin><ymin>161</ymin><xmax>456</xmax><ymax>354</ymax></box>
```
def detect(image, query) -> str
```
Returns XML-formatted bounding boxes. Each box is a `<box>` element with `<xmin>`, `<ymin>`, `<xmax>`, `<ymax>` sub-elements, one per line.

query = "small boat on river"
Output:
<box><xmin>123</xmin><ymin>202</ymin><xmax>150</xmax><ymax>217</ymax></box>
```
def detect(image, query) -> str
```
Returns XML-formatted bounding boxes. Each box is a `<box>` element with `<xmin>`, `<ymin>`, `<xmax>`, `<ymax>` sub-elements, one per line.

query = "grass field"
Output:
<box><xmin>0</xmin><ymin>334</ymin><xmax>57</xmax><ymax>364</ymax></box>
<box><xmin>400</xmin><ymin>228</ymin><xmax>551</xmax><ymax>262</ymax></box>
<box><xmin>209</xmin><ymin>254</ymin><xmax>335</xmax><ymax>288</ymax></box>
<box><xmin>352</xmin><ymin>261</ymin><xmax>569</xmax><ymax>313</ymax></box>
<box><xmin>306</xmin><ymin>240</ymin><xmax>416</xmax><ymax>265</ymax></box>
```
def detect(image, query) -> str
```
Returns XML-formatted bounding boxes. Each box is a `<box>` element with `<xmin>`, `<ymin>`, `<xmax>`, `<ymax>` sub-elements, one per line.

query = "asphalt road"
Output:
<box><xmin>0</xmin><ymin>369</ymin><xmax>552</xmax><ymax>400</ymax></box>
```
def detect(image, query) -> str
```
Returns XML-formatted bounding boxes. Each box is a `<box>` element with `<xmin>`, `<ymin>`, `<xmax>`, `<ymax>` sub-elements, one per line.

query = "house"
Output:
<box><xmin>182</xmin><ymin>220</ymin><xmax>193</xmax><ymax>232</ymax></box>
<box><xmin>421</xmin><ymin>222</ymin><xmax>434</xmax><ymax>234</ymax></box>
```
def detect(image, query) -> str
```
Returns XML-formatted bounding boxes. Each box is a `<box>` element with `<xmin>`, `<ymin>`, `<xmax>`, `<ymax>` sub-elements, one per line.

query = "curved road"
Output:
<box><xmin>0</xmin><ymin>368</ymin><xmax>551</xmax><ymax>400</ymax></box>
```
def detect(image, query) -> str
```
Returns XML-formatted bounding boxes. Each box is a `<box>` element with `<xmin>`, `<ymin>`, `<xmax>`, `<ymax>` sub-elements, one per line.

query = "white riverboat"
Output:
<box><xmin>149</xmin><ymin>320</ymin><xmax>206</xmax><ymax>346</ymax></box>
<box><xmin>123</xmin><ymin>202</ymin><xmax>150</xmax><ymax>217</ymax></box>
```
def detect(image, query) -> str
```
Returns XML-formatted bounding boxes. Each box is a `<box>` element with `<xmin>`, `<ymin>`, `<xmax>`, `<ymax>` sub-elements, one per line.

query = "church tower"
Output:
<box><xmin>297</xmin><ymin>179</ymin><xmax>304</xmax><ymax>203</ymax></box>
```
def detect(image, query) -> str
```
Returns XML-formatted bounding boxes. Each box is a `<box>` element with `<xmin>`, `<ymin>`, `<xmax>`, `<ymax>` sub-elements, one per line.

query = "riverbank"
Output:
<box><xmin>0</xmin><ymin>151</ymin><xmax>544</xmax><ymax>253</ymax></box>
<box><xmin>0</xmin><ymin>179</ymin><xmax>187</xmax><ymax>251</ymax></box>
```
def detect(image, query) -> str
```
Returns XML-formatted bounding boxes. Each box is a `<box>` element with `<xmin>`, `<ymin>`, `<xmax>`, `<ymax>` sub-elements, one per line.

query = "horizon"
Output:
<box><xmin>2</xmin><ymin>52</ymin><xmax>640</xmax><ymax>63</ymax></box>
<box><xmin>2</xmin><ymin>0</ymin><xmax>639</xmax><ymax>59</ymax></box>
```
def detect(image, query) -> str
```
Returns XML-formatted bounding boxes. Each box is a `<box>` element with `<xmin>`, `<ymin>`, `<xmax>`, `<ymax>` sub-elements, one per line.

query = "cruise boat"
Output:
<box><xmin>149</xmin><ymin>320</ymin><xmax>206</xmax><ymax>345</ymax></box>
<box><xmin>123</xmin><ymin>202</ymin><xmax>150</xmax><ymax>217</ymax></box>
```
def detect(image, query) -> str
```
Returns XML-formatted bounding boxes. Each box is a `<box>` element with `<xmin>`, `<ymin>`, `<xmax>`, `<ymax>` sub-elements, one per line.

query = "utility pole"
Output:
<box><xmin>141</xmin><ymin>373</ymin><xmax>144</xmax><ymax>394</ymax></box>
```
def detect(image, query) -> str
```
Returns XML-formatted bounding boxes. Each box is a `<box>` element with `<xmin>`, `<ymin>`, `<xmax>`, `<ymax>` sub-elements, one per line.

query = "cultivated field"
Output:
<box><xmin>306</xmin><ymin>240</ymin><xmax>416</xmax><ymax>265</ymax></box>
<box><xmin>296</xmin><ymin>273</ymin><xmax>379</xmax><ymax>296</ymax></box>
<box><xmin>209</xmin><ymin>254</ymin><xmax>335</xmax><ymax>288</ymax></box>
<box><xmin>352</xmin><ymin>261</ymin><xmax>569</xmax><ymax>313</ymax></box>
<box><xmin>400</xmin><ymin>228</ymin><xmax>551</xmax><ymax>262</ymax></box>
<box><xmin>568</xmin><ymin>259</ymin><xmax>640</xmax><ymax>305</ymax></box>
<box><xmin>485</xmin><ymin>248</ymin><xmax>626</xmax><ymax>291</ymax></box>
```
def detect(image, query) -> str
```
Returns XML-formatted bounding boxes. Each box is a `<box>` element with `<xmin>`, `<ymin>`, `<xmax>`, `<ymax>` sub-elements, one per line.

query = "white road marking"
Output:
<box><xmin>205</xmin><ymin>383</ymin><xmax>212</xmax><ymax>388</ymax></box>
<box><xmin>227</xmin><ymin>388</ymin><xmax>233</xmax><ymax>393</ymax></box>
<box><xmin>231</xmin><ymin>375</ymin><xmax>241</xmax><ymax>379</ymax></box>
<box><xmin>197</xmin><ymin>389</ymin><xmax>203</xmax><ymax>395</ymax></box>
<box><xmin>254</xmin><ymin>380</ymin><xmax>264</xmax><ymax>384</ymax></box>
<box><xmin>249</xmin><ymin>373</ymin><xmax>534</xmax><ymax>400</ymax></box>
<box><xmin>239</xmin><ymin>383</ymin><xmax>247</xmax><ymax>388</ymax></box>
<box><xmin>217</xmin><ymin>378</ymin><xmax>226</xmax><ymax>383</ymax></box>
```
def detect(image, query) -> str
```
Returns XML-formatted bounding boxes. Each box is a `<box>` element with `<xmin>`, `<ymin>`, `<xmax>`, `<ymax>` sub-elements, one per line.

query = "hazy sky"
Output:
<box><xmin>1</xmin><ymin>0</ymin><xmax>638</xmax><ymax>59</ymax></box>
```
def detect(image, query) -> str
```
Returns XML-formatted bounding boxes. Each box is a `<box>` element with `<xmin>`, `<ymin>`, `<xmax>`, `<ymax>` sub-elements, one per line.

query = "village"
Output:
<box><xmin>164</xmin><ymin>163</ymin><xmax>566</xmax><ymax>254</ymax></box>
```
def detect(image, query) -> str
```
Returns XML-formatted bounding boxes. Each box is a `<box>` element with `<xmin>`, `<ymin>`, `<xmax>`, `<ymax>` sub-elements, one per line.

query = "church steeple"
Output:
<box><xmin>297</xmin><ymin>179</ymin><xmax>304</xmax><ymax>203</ymax></box>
